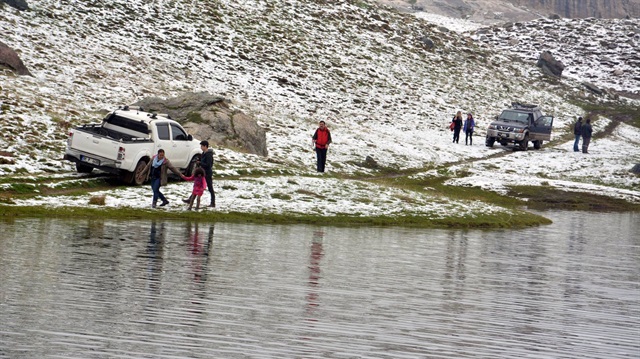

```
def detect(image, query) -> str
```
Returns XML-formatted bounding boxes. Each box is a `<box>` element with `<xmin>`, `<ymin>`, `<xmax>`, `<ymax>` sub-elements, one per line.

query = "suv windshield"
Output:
<box><xmin>499</xmin><ymin>110</ymin><xmax>530</xmax><ymax>124</ymax></box>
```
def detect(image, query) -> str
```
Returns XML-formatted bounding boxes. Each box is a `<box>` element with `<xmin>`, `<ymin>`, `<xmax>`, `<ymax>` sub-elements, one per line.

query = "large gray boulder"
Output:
<box><xmin>133</xmin><ymin>92</ymin><xmax>268</xmax><ymax>157</ymax></box>
<box><xmin>0</xmin><ymin>41</ymin><xmax>32</xmax><ymax>76</ymax></box>
<box><xmin>536</xmin><ymin>51</ymin><xmax>564</xmax><ymax>77</ymax></box>
<box><xmin>2</xmin><ymin>0</ymin><xmax>29</xmax><ymax>11</ymax></box>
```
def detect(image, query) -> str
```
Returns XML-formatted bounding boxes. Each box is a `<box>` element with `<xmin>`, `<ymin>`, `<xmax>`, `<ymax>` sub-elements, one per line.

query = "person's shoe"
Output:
<box><xmin>151</xmin><ymin>203</ymin><xmax>156</xmax><ymax>208</ymax></box>
<box><xmin>160</xmin><ymin>200</ymin><xmax>169</xmax><ymax>207</ymax></box>
<box><xmin>182</xmin><ymin>198</ymin><xmax>190</xmax><ymax>204</ymax></box>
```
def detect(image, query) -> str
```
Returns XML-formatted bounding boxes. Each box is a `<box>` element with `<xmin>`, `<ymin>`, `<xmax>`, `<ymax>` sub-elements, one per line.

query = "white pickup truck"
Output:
<box><xmin>64</xmin><ymin>106</ymin><xmax>202</xmax><ymax>185</ymax></box>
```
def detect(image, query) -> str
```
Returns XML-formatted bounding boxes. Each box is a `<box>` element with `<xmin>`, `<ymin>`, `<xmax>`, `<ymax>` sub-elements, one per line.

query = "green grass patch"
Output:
<box><xmin>507</xmin><ymin>185</ymin><xmax>640</xmax><ymax>212</ymax></box>
<box><xmin>0</xmin><ymin>205</ymin><xmax>552</xmax><ymax>229</ymax></box>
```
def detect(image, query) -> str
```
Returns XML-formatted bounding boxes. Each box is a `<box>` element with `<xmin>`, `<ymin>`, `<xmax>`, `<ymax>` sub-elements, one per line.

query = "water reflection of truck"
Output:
<box><xmin>485</xmin><ymin>103</ymin><xmax>554</xmax><ymax>150</ymax></box>
<box><xmin>64</xmin><ymin>106</ymin><xmax>202</xmax><ymax>185</ymax></box>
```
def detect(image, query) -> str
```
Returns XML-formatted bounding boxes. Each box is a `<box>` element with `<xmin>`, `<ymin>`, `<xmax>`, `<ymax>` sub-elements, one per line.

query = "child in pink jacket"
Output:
<box><xmin>183</xmin><ymin>167</ymin><xmax>208</xmax><ymax>210</ymax></box>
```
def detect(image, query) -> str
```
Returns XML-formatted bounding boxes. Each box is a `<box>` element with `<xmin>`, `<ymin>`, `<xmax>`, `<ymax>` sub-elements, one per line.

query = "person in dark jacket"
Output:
<box><xmin>451</xmin><ymin>111</ymin><xmax>463</xmax><ymax>144</ymax></box>
<box><xmin>573</xmin><ymin>116</ymin><xmax>583</xmax><ymax>152</ymax></box>
<box><xmin>463</xmin><ymin>113</ymin><xmax>475</xmax><ymax>145</ymax></box>
<box><xmin>198</xmin><ymin>140</ymin><xmax>216</xmax><ymax>207</ymax></box>
<box><xmin>139</xmin><ymin>149</ymin><xmax>185</xmax><ymax>208</ymax></box>
<box><xmin>581</xmin><ymin>118</ymin><xmax>593</xmax><ymax>154</ymax></box>
<box><xmin>312</xmin><ymin>120</ymin><xmax>332</xmax><ymax>172</ymax></box>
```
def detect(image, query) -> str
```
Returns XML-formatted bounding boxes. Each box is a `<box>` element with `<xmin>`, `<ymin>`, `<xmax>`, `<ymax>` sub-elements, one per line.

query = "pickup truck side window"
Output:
<box><xmin>156</xmin><ymin>123</ymin><xmax>170</xmax><ymax>140</ymax></box>
<box><xmin>170</xmin><ymin>124</ymin><xmax>188</xmax><ymax>141</ymax></box>
<box><xmin>106</xmin><ymin>115</ymin><xmax>149</xmax><ymax>134</ymax></box>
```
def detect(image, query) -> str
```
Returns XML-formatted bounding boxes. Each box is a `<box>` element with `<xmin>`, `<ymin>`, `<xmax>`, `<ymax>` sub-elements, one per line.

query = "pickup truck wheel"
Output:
<box><xmin>485</xmin><ymin>137</ymin><xmax>495</xmax><ymax>147</ymax></box>
<box><xmin>76</xmin><ymin>163</ymin><xmax>93</xmax><ymax>173</ymax></box>
<box><xmin>122</xmin><ymin>159</ymin><xmax>148</xmax><ymax>185</ymax></box>
<box><xmin>132</xmin><ymin>159</ymin><xmax>148</xmax><ymax>186</ymax></box>
<box><xmin>533</xmin><ymin>140</ymin><xmax>543</xmax><ymax>150</ymax></box>
<box><xmin>520</xmin><ymin>134</ymin><xmax>529</xmax><ymax>151</ymax></box>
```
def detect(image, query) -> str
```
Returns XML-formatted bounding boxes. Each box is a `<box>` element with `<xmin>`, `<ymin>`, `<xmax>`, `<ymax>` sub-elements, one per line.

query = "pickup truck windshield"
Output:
<box><xmin>105</xmin><ymin>114</ymin><xmax>150</xmax><ymax>135</ymax></box>
<box><xmin>499</xmin><ymin>110</ymin><xmax>531</xmax><ymax>124</ymax></box>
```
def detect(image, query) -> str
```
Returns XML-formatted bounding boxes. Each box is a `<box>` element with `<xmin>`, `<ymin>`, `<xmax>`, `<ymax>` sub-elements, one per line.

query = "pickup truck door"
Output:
<box><xmin>534</xmin><ymin>116</ymin><xmax>554</xmax><ymax>141</ymax></box>
<box><xmin>154</xmin><ymin>122</ymin><xmax>174</xmax><ymax>158</ymax></box>
<box><xmin>169</xmin><ymin>123</ymin><xmax>192</xmax><ymax>168</ymax></box>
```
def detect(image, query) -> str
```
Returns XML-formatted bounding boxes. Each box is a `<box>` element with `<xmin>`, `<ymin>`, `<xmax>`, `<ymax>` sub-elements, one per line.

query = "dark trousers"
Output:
<box><xmin>151</xmin><ymin>178</ymin><xmax>166</xmax><ymax>204</ymax></box>
<box><xmin>205</xmin><ymin>173</ymin><xmax>215</xmax><ymax>205</ymax></box>
<box><xmin>465</xmin><ymin>130</ymin><xmax>473</xmax><ymax>145</ymax></box>
<box><xmin>453</xmin><ymin>128</ymin><xmax>461</xmax><ymax>143</ymax></box>
<box><xmin>573</xmin><ymin>134</ymin><xmax>581</xmax><ymax>152</ymax></box>
<box><xmin>315</xmin><ymin>148</ymin><xmax>327</xmax><ymax>172</ymax></box>
<box><xmin>582</xmin><ymin>137</ymin><xmax>591</xmax><ymax>153</ymax></box>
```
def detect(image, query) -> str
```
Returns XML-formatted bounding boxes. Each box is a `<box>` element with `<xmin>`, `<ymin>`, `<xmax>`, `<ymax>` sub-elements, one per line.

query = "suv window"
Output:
<box><xmin>500</xmin><ymin>110</ymin><xmax>530</xmax><ymax>124</ymax></box>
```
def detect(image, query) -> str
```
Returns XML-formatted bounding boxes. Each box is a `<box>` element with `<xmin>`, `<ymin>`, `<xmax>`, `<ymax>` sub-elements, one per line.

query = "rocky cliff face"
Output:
<box><xmin>511</xmin><ymin>0</ymin><xmax>640</xmax><ymax>19</ymax></box>
<box><xmin>381</xmin><ymin>0</ymin><xmax>640</xmax><ymax>23</ymax></box>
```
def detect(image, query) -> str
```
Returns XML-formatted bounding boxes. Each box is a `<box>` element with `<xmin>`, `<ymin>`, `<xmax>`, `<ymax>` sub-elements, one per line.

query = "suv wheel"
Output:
<box><xmin>485</xmin><ymin>136</ymin><xmax>495</xmax><ymax>147</ymax></box>
<box><xmin>520</xmin><ymin>134</ymin><xmax>529</xmax><ymax>151</ymax></box>
<box><xmin>533</xmin><ymin>140</ymin><xmax>543</xmax><ymax>150</ymax></box>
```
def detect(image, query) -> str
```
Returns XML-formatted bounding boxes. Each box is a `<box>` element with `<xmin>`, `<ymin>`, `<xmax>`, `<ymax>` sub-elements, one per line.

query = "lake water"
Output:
<box><xmin>0</xmin><ymin>211</ymin><xmax>638</xmax><ymax>358</ymax></box>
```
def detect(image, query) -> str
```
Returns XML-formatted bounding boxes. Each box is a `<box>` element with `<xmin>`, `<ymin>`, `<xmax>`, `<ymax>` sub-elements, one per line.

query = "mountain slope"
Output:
<box><xmin>0</xmin><ymin>0</ymin><xmax>638</xmax><ymax>215</ymax></box>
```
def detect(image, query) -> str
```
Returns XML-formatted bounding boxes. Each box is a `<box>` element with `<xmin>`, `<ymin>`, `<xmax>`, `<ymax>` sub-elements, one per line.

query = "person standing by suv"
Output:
<box><xmin>463</xmin><ymin>113</ymin><xmax>475</xmax><ymax>145</ymax></box>
<box><xmin>581</xmin><ymin>118</ymin><xmax>593</xmax><ymax>154</ymax></box>
<box><xmin>573</xmin><ymin>116</ymin><xmax>583</xmax><ymax>152</ymax></box>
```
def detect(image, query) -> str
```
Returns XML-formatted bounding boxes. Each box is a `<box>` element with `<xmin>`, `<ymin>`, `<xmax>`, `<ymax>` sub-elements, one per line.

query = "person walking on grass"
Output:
<box><xmin>312</xmin><ymin>120</ymin><xmax>332</xmax><ymax>172</ymax></box>
<box><xmin>463</xmin><ymin>113</ymin><xmax>475</xmax><ymax>145</ymax></box>
<box><xmin>581</xmin><ymin>118</ymin><xmax>593</xmax><ymax>154</ymax></box>
<box><xmin>573</xmin><ymin>116</ymin><xmax>583</xmax><ymax>152</ymax></box>
<box><xmin>183</xmin><ymin>167</ymin><xmax>207</xmax><ymax>211</ymax></box>
<box><xmin>139</xmin><ymin>149</ymin><xmax>185</xmax><ymax>208</ymax></box>
<box><xmin>451</xmin><ymin>111</ymin><xmax>463</xmax><ymax>144</ymax></box>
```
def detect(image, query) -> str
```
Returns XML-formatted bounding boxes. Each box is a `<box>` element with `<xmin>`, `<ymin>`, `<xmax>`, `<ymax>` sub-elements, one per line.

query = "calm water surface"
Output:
<box><xmin>0</xmin><ymin>211</ymin><xmax>638</xmax><ymax>358</ymax></box>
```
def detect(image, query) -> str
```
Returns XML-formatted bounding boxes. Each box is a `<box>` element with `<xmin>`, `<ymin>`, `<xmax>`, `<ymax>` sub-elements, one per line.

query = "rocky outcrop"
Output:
<box><xmin>0</xmin><ymin>41</ymin><xmax>32</xmax><ymax>76</ymax></box>
<box><xmin>133</xmin><ymin>92</ymin><xmax>268</xmax><ymax>157</ymax></box>
<box><xmin>2</xmin><ymin>0</ymin><xmax>29</xmax><ymax>11</ymax></box>
<box><xmin>510</xmin><ymin>0</ymin><xmax>640</xmax><ymax>19</ymax></box>
<box><xmin>536</xmin><ymin>51</ymin><xmax>564</xmax><ymax>77</ymax></box>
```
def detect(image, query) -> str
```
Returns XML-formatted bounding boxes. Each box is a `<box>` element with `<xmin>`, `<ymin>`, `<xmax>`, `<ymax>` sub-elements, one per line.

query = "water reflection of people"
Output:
<box><xmin>442</xmin><ymin>232</ymin><xmax>468</xmax><ymax>309</ymax></box>
<box><xmin>186</xmin><ymin>222</ymin><xmax>215</xmax><ymax>305</ymax></box>
<box><xmin>146</xmin><ymin>220</ymin><xmax>166</xmax><ymax>293</ymax></box>
<box><xmin>306</xmin><ymin>230</ymin><xmax>325</xmax><ymax>319</ymax></box>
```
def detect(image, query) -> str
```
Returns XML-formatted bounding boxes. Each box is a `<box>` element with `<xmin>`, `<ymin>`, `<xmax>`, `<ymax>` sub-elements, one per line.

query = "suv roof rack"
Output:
<box><xmin>511</xmin><ymin>102</ymin><xmax>540</xmax><ymax>111</ymax></box>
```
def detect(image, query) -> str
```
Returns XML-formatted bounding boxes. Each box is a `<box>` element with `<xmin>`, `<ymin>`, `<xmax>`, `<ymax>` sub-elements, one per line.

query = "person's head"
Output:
<box><xmin>456</xmin><ymin>111</ymin><xmax>462</xmax><ymax>118</ymax></box>
<box><xmin>586</xmin><ymin>118</ymin><xmax>591</xmax><ymax>124</ymax></box>
<box><xmin>200</xmin><ymin>140</ymin><xmax>209</xmax><ymax>151</ymax></box>
<box><xmin>318</xmin><ymin>120</ymin><xmax>326</xmax><ymax>129</ymax></box>
<box><xmin>157</xmin><ymin>149</ymin><xmax>165</xmax><ymax>159</ymax></box>
<box><xmin>194</xmin><ymin>167</ymin><xmax>205</xmax><ymax>177</ymax></box>
<box><xmin>578</xmin><ymin>116</ymin><xmax>583</xmax><ymax>122</ymax></box>
<box><xmin>467</xmin><ymin>113</ymin><xmax>473</xmax><ymax>119</ymax></box>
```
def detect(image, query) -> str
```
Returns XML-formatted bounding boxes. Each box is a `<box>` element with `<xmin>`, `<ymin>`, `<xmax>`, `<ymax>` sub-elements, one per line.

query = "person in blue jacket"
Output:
<box><xmin>463</xmin><ymin>113</ymin><xmax>475</xmax><ymax>145</ymax></box>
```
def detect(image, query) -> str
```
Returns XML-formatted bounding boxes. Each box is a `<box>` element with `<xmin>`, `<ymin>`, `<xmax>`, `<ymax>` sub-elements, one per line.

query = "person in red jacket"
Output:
<box><xmin>312</xmin><ymin>120</ymin><xmax>332</xmax><ymax>172</ymax></box>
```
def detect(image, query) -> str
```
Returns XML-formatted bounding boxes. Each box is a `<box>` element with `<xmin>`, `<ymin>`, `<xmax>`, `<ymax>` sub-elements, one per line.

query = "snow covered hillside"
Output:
<box><xmin>0</xmin><ymin>0</ymin><xmax>638</xmax><ymax>215</ymax></box>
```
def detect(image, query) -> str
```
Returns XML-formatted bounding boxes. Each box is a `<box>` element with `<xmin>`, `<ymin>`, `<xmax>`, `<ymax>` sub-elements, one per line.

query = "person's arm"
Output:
<box><xmin>327</xmin><ymin>130</ymin><xmax>332</xmax><ymax>146</ymax></box>
<box><xmin>312</xmin><ymin>129</ymin><xmax>318</xmax><ymax>148</ymax></box>
<box><xmin>166</xmin><ymin>159</ymin><xmax>183</xmax><ymax>177</ymax></box>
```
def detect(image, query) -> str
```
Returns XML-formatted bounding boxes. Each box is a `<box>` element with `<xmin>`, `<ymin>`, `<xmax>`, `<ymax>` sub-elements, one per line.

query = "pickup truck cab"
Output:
<box><xmin>485</xmin><ymin>103</ymin><xmax>554</xmax><ymax>150</ymax></box>
<box><xmin>64</xmin><ymin>106</ymin><xmax>202</xmax><ymax>185</ymax></box>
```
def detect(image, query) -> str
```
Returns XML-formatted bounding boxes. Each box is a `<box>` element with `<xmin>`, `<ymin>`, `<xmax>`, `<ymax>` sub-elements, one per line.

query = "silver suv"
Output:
<box><xmin>485</xmin><ymin>103</ymin><xmax>554</xmax><ymax>150</ymax></box>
